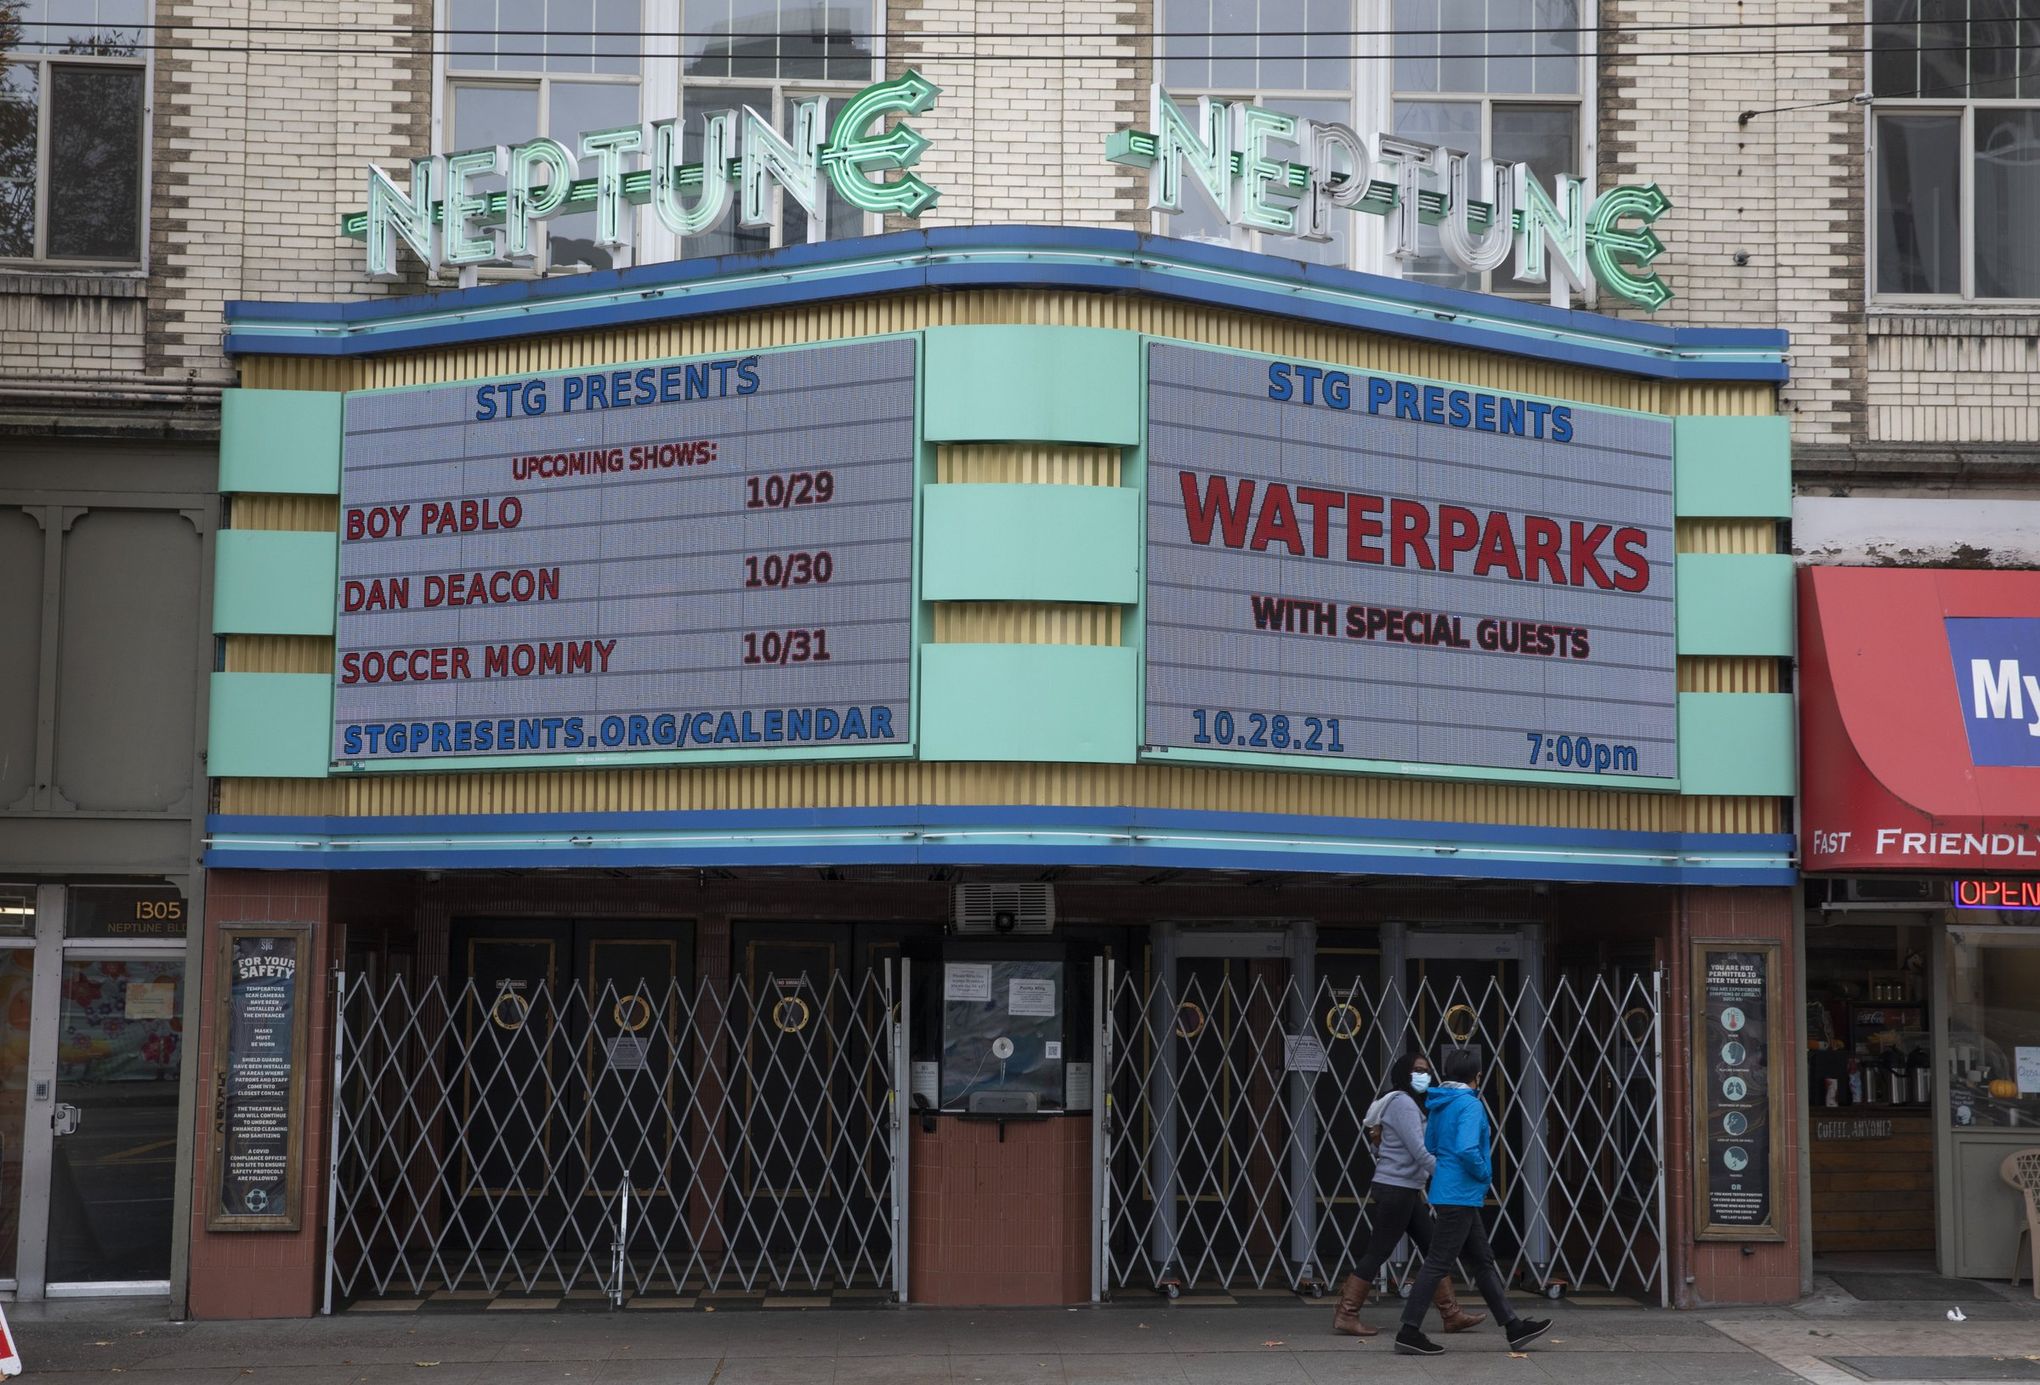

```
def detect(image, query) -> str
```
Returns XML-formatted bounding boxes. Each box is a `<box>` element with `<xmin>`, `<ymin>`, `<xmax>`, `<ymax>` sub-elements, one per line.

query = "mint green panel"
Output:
<box><xmin>1673</xmin><ymin>415</ymin><xmax>1790</xmax><ymax>518</ymax></box>
<box><xmin>208</xmin><ymin>673</ymin><xmax>332</xmax><ymax>779</ymax></box>
<box><xmin>213</xmin><ymin>530</ymin><xmax>338</xmax><ymax>636</ymax></box>
<box><xmin>923</xmin><ymin>485</ymin><xmax>1140</xmax><ymax>604</ymax></box>
<box><xmin>922</xmin><ymin>326</ymin><xmax>1141</xmax><ymax>446</ymax></box>
<box><xmin>1675</xmin><ymin>553</ymin><xmax>1794</xmax><ymax>657</ymax></box>
<box><xmin>1676</xmin><ymin>692</ymin><xmax>1795</xmax><ymax>797</ymax></box>
<box><xmin>219</xmin><ymin>389</ymin><xmax>343</xmax><ymax>495</ymax></box>
<box><xmin>921</xmin><ymin>645</ymin><xmax>1138</xmax><ymax>762</ymax></box>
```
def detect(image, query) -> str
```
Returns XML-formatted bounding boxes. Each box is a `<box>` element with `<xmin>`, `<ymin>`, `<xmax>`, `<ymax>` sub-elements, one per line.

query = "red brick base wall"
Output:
<box><xmin>908</xmin><ymin>1116</ymin><xmax>1091</xmax><ymax>1304</ymax></box>
<box><xmin>185</xmin><ymin>870</ymin><xmax>332</xmax><ymax>1320</ymax></box>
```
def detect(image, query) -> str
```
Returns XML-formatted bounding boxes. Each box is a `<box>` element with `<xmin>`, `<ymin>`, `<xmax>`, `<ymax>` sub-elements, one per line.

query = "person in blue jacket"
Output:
<box><xmin>1393</xmin><ymin>1048</ymin><xmax>1552</xmax><ymax>1357</ymax></box>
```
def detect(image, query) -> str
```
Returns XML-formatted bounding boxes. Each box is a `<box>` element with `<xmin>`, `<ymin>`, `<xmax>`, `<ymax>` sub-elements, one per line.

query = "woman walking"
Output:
<box><xmin>1331</xmin><ymin>1053</ymin><xmax>1487</xmax><ymax>1337</ymax></box>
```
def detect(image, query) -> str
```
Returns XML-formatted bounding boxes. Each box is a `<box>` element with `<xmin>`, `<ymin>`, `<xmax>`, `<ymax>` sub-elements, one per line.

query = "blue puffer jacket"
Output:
<box><xmin>1424</xmin><ymin>1082</ymin><xmax>1493</xmax><ymax>1207</ymax></box>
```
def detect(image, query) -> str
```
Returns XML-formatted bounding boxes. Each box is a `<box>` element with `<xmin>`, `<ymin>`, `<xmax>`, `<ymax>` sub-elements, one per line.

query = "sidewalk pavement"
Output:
<box><xmin>7</xmin><ymin>1280</ymin><xmax>2040</xmax><ymax>1385</ymax></box>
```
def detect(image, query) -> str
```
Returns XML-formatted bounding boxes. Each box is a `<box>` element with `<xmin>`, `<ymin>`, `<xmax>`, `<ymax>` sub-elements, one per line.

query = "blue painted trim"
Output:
<box><xmin>205</xmin><ymin>803</ymin><xmax>1791</xmax><ymax>853</ymax></box>
<box><xmin>201</xmin><ymin>804</ymin><xmax>1795</xmax><ymax>885</ymax></box>
<box><xmin>224</xmin><ymin>227</ymin><xmax>1788</xmax><ymax>383</ymax></box>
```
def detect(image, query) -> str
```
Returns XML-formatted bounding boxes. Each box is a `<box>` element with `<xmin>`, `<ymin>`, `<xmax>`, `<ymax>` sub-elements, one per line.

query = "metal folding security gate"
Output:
<box><xmin>325</xmin><ymin>965</ymin><xmax>906</xmax><ymax>1304</ymax></box>
<box><xmin>1096</xmin><ymin>928</ymin><xmax>1665</xmax><ymax>1304</ymax></box>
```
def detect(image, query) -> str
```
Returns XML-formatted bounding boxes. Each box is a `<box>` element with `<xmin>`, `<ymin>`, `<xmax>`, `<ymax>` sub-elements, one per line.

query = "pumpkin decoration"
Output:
<box><xmin>1990</xmin><ymin>1079</ymin><xmax>2020</xmax><ymax>1101</ymax></box>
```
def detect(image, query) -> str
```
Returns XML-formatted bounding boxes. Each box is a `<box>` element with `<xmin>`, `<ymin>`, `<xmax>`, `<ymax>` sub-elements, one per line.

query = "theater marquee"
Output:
<box><xmin>1142</xmin><ymin>340</ymin><xmax>1678</xmax><ymax>783</ymax></box>
<box><xmin>330</xmin><ymin>337</ymin><xmax>917</xmax><ymax>769</ymax></box>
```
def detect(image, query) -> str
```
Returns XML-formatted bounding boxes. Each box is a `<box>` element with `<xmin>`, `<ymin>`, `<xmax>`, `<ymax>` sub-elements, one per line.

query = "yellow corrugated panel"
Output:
<box><xmin>216</xmin><ymin>761</ymin><xmax>1785</xmax><ymax>836</ymax></box>
<box><xmin>1677</xmin><ymin>657</ymin><xmax>1783</xmax><ymax>694</ymax></box>
<box><xmin>936</xmin><ymin>444</ymin><xmax>1123</xmax><ymax>486</ymax></box>
<box><xmin>229</xmin><ymin>495</ymin><xmax>342</xmax><ymax>532</ymax></box>
<box><xmin>223</xmin><ymin>636</ymin><xmax>334</xmax><ymax>674</ymax></box>
<box><xmin>1676</xmin><ymin>518</ymin><xmax>1779</xmax><ymax>554</ymax></box>
<box><xmin>930</xmin><ymin>603</ymin><xmax>1122</xmax><ymax>645</ymax></box>
<box><xmin>235</xmin><ymin>290</ymin><xmax>1778</xmax><ymax>419</ymax></box>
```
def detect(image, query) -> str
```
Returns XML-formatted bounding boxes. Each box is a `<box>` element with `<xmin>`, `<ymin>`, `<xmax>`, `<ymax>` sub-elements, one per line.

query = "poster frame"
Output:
<box><xmin>206</xmin><ymin>922</ymin><xmax>313</xmax><ymax>1232</ymax></box>
<box><xmin>1690</xmin><ymin>937</ymin><xmax>1787</xmax><ymax>1243</ymax></box>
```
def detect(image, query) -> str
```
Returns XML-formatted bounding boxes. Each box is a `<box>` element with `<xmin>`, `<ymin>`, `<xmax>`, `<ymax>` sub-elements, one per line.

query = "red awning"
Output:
<box><xmin>1801</xmin><ymin>566</ymin><xmax>2040</xmax><ymax>871</ymax></box>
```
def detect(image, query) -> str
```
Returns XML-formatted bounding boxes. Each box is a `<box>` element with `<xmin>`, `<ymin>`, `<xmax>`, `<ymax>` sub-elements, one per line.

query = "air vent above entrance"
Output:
<box><xmin>951</xmin><ymin>883</ymin><xmax>1056</xmax><ymax>935</ymax></box>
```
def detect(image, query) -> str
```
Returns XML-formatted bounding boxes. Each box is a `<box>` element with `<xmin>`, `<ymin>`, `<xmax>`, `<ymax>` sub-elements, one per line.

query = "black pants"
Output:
<box><xmin>1399</xmin><ymin>1203</ymin><xmax>1515</xmax><ymax>1329</ymax></box>
<box><xmin>1352</xmin><ymin>1183</ymin><xmax>1434</xmax><ymax>1282</ymax></box>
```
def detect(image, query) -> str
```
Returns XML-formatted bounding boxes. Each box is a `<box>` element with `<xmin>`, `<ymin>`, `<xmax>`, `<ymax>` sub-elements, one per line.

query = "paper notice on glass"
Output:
<box><xmin>1284</xmin><ymin>1032</ymin><xmax>1330</xmax><ymax>1073</ymax></box>
<box><xmin>1066</xmin><ymin>1061</ymin><xmax>1093</xmax><ymax>1109</ymax></box>
<box><xmin>911</xmin><ymin>1061</ymin><xmax>940</xmax><ymax>1107</ymax></box>
<box><xmin>2018</xmin><ymin>1047</ymin><xmax>2040</xmax><ymax>1095</ymax></box>
<box><xmin>944</xmin><ymin>962</ymin><xmax>993</xmax><ymax>1003</ymax></box>
<box><xmin>125</xmin><ymin>980</ymin><xmax>176</xmax><ymax>1020</ymax></box>
<box><xmin>1008</xmin><ymin>977</ymin><xmax>1057</xmax><ymax>1017</ymax></box>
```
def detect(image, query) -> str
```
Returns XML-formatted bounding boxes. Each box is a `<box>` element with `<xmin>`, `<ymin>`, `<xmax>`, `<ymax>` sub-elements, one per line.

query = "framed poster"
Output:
<box><xmin>207</xmin><ymin>925</ymin><xmax>312</xmax><ymax>1231</ymax></box>
<box><xmin>1691</xmin><ymin>940</ymin><xmax>1786</xmax><ymax>1241</ymax></box>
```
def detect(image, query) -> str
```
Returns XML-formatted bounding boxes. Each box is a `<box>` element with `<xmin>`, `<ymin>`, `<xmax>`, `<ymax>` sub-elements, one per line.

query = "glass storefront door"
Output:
<box><xmin>45</xmin><ymin>955</ymin><xmax>186</xmax><ymax>1286</ymax></box>
<box><xmin>1940</xmin><ymin>926</ymin><xmax>2040</xmax><ymax>1278</ymax></box>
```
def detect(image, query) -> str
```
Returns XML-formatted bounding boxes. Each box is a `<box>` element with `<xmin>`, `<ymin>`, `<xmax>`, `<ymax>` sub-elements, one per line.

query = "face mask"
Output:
<box><xmin>1410</xmin><ymin>1072</ymin><xmax>1432</xmax><ymax>1093</ymax></box>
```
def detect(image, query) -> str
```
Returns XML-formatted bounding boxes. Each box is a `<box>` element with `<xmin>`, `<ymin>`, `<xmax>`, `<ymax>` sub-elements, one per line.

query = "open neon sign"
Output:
<box><xmin>344</xmin><ymin>71</ymin><xmax>940</xmax><ymax>278</ymax></box>
<box><xmin>1109</xmin><ymin>87</ymin><xmax>1675</xmax><ymax>312</ymax></box>
<box><xmin>1954</xmin><ymin>878</ymin><xmax>2040</xmax><ymax>909</ymax></box>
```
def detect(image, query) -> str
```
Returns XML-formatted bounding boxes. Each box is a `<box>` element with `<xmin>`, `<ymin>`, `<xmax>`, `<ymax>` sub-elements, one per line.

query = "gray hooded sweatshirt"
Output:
<box><xmin>1362</xmin><ymin>1088</ymin><xmax>1437</xmax><ymax>1190</ymax></box>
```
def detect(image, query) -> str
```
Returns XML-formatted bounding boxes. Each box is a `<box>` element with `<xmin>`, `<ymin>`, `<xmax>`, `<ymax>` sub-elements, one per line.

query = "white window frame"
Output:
<box><xmin>1867</xmin><ymin>98</ymin><xmax>2040</xmax><ymax>307</ymax></box>
<box><xmin>432</xmin><ymin>0</ymin><xmax>880</xmax><ymax>275</ymax></box>
<box><xmin>0</xmin><ymin>15</ymin><xmax>153</xmax><ymax>273</ymax></box>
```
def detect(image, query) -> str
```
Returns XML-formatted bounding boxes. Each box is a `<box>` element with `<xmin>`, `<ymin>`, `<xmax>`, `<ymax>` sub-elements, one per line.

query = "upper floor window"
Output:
<box><xmin>1150</xmin><ymin>0</ymin><xmax>1585</xmax><ymax>283</ymax></box>
<box><xmin>1392</xmin><ymin>0</ymin><xmax>1582</xmax><ymax>293</ymax></box>
<box><xmin>0</xmin><ymin>0</ymin><xmax>148</xmax><ymax>267</ymax></box>
<box><xmin>1871</xmin><ymin>0</ymin><xmax>2040</xmax><ymax>300</ymax></box>
<box><xmin>441</xmin><ymin>0</ymin><xmax>877</xmax><ymax>271</ymax></box>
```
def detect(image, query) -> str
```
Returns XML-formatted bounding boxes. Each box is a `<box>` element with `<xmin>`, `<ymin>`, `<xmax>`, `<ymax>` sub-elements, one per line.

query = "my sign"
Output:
<box><xmin>1109</xmin><ymin>87</ymin><xmax>1674</xmax><ymax>311</ymax></box>
<box><xmin>346</xmin><ymin>71</ymin><xmax>941</xmax><ymax>277</ymax></box>
<box><xmin>1947</xmin><ymin>616</ymin><xmax>2040</xmax><ymax>767</ymax></box>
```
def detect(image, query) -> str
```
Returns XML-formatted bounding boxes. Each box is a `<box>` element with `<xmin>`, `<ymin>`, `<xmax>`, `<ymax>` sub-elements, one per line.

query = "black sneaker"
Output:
<box><xmin>1394</xmin><ymin>1325</ymin><xmax>1445</xmax><ymax>1356</ymax></box>
<box><xmin>1507</xmin><ymin>1317</ymin><xmax>1553</xmax><ymax>1350</ymax></box>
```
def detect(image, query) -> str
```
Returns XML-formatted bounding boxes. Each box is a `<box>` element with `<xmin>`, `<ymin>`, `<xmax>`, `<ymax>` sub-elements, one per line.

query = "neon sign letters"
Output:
<box><xmin>345</xmin><ymin>71</ymin><xmax>941</xmax><ymax>278</ymax></box>
<box><xmin>1108</xmin><ymin>87</ymin><xmax>1675</xmax><ymax>311</ymax></box>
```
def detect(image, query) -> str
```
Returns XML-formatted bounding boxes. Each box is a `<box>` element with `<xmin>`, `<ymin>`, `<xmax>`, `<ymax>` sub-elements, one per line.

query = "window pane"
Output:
<box><xmin>1918</xmin><ymin>0</ymin><xmax>1967</xmax><ymax>97</ymax></box>
<box><xmin>1487</xmin><ymin>0</ymin><xmax>1534</xmax><ymax>95</ymax></box>
<box><xmin>1869</xmin><ymin>0</ymin><xmax>1918</xmax><ymax>98</ymax></box>
<box><xmin>551</xmin><ymin>81</ymin><xmax>641</xmax><ymax>269</ymax></box>
<box><xmin>1875</xmin><ymin>112</ymin><xmax>1960</xmax><ymax>294</ymax></box>
<box><xmin>547</xmin><ymin>0</ymin><xmax>597</xmax><ymax>72</ymax></box>
<box><xmin>1947</xmin><ymin>930</ymin><xmax>2040</xmax><ymax>1130</ymax></box>
<box><xmin>1438</xmin><ymin>0</ymin><xmax>1484</xmax><ymax>92</ymax></box>
<box><xmin>822</xmin><ymin>0</ymin><xmax>874</xmax><ymax>81</ymax></box>
<box><xmin>1392</xmin><ymin>98</ymin><xmax>1479</xmax><ymax>290</ymax></box>
<box><xmin>0</xmin><ymin>62</ymin><xmax>37</xmax><ymax>258</ymax></box>
<box><xmin>684</xmin><ymin>87</ymin><xmax>772</xmax><ymax>258</ymax></box>
<box><xmin>1493</xmin><ymin>103</ymin><xmax>1575</xmax><ymax>291</ymax></box>
<box><xmin>782</xmin><ymin>97</ymin><xmax>863</xmax><ymax>244</ymax></box>
<box><xmin>781</xmin><ymin>0</ymin><xmax>831</xmax><ymax>80</ymax></box>
<box><xmin>1531</xmin><ymin>0</ymin><xmax>1579</xmax><ymax>94</ymax></box>
<box><xmin>450</xmin><ymin>0</ymin><xmax>499</xmax><ymax>70</ymax></box>
<box><xmin>1976</xmin><ymin>108</ymin><xmax>2040</xmax><ymax>297</ymax></box>
<box><xmin>2024</xmin><ymin>13</ymin><xmax>2040</xmax><ymax>98</ymax></box>
<box><xmin>47</xmin><ymin>64</ymin><xmax>142</xmax><ymax>261</ymax></box>
<box><xmin>1393</xmin><ymin>0</ymin><xmax>1440</xmax><ymax>91</ymax></box>
<box><xmin>451</xmin><ymin>82</ymin><xmax>540</xmax><ymax>155</ymax></box>
<box><xmin>1258</xmin><ymin>0</ymin><xmax>1308</xmax><ymax>91</ymax></box>
<box><xmin>497</xmin><ymin>0</ymin><xmax>547</xmax><ymax>72</ymax></box>
<box><xmin>1972</xmin><ymin>0</ymin><xmax>2018</xmax><ymax>97</ymax></box>
<box><xmin>20</xmin><ymin>0</ymin><xmax>144</xmax><ymax>54</ymax></box>
<box><xmin>594</xmin><ymin>0</ymin><xmax>642</xmax><ymax>74</ymax></box>
<box><xmin>1305</xmin><ymin>0</ymin><xmax>1350</xmax><ymax>91</ymax></box>
<box><xmin>1212</xmin><ymin>0</ymin><xmax>1257</xmax><ymax>89</ymax></box>
<box><xmin>1163</xmin><ymin>0</ymin><xmax>1212</xmax><ymax>88</ymax></box>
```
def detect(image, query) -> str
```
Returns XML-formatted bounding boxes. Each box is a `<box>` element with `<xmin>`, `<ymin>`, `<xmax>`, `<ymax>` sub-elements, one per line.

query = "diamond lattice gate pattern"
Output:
<box><xmin>1096</xmin><ymin>966</ymin><xmax>1665</xmax><ymax>1303</ymax></box>
<box><xmin>327</xmin><ymin>968</ymin><xmax>904</xmax><ymax>1303</ymax></box>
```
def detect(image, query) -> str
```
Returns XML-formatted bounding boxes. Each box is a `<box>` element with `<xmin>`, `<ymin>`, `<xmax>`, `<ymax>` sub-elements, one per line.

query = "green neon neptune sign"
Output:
<box><xmin>1109</xmin><ymin>88</ymin><xmax>1674</xmax><ymax>312</ymax></box>
<box><xmin>346</xmin><ymin>70</ymin><xmax>942</xmax><ymax>278</ymax></box>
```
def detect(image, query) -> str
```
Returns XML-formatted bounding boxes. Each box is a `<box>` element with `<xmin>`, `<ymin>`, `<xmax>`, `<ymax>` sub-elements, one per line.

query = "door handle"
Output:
<box><xmin>53</xmin><ymin>1102</ymin><xmax>80</xmax><ymax>1137</ymax></box>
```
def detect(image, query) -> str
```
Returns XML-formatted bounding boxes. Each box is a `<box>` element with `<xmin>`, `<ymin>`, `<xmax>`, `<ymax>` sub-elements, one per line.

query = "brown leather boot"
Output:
<box><xmin>1332</xmin><ymin>1274</ymin><xmax>1379</xmax><ymax>1336</ymax></box>
<box><xmin>1435</xmin><ymin>1275</ymin><xmax>1487</xmax><ymax>1332</ymax></box>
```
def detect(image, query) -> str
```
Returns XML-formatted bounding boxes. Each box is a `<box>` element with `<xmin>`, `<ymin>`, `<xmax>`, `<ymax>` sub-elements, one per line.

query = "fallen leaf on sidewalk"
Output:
<box><xmin>92</xmin><ymin>1341</ymin><xmax>111</xmax><ymax>1347</ymax></box>
<box><xmin>1509</xmin><ymin>1352</ymin><xmax>1529</xmax><ymax>1360</ymax></box>
<box><xmin>1262</xmin><ymin>1340</ymin><xmax>1285</xmax><ymax>1348</ymax></box>
<box><xmin>414</xmin><ymin>1361</ymin><xmax>441</xmax><ymax>1368</ymax></box>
